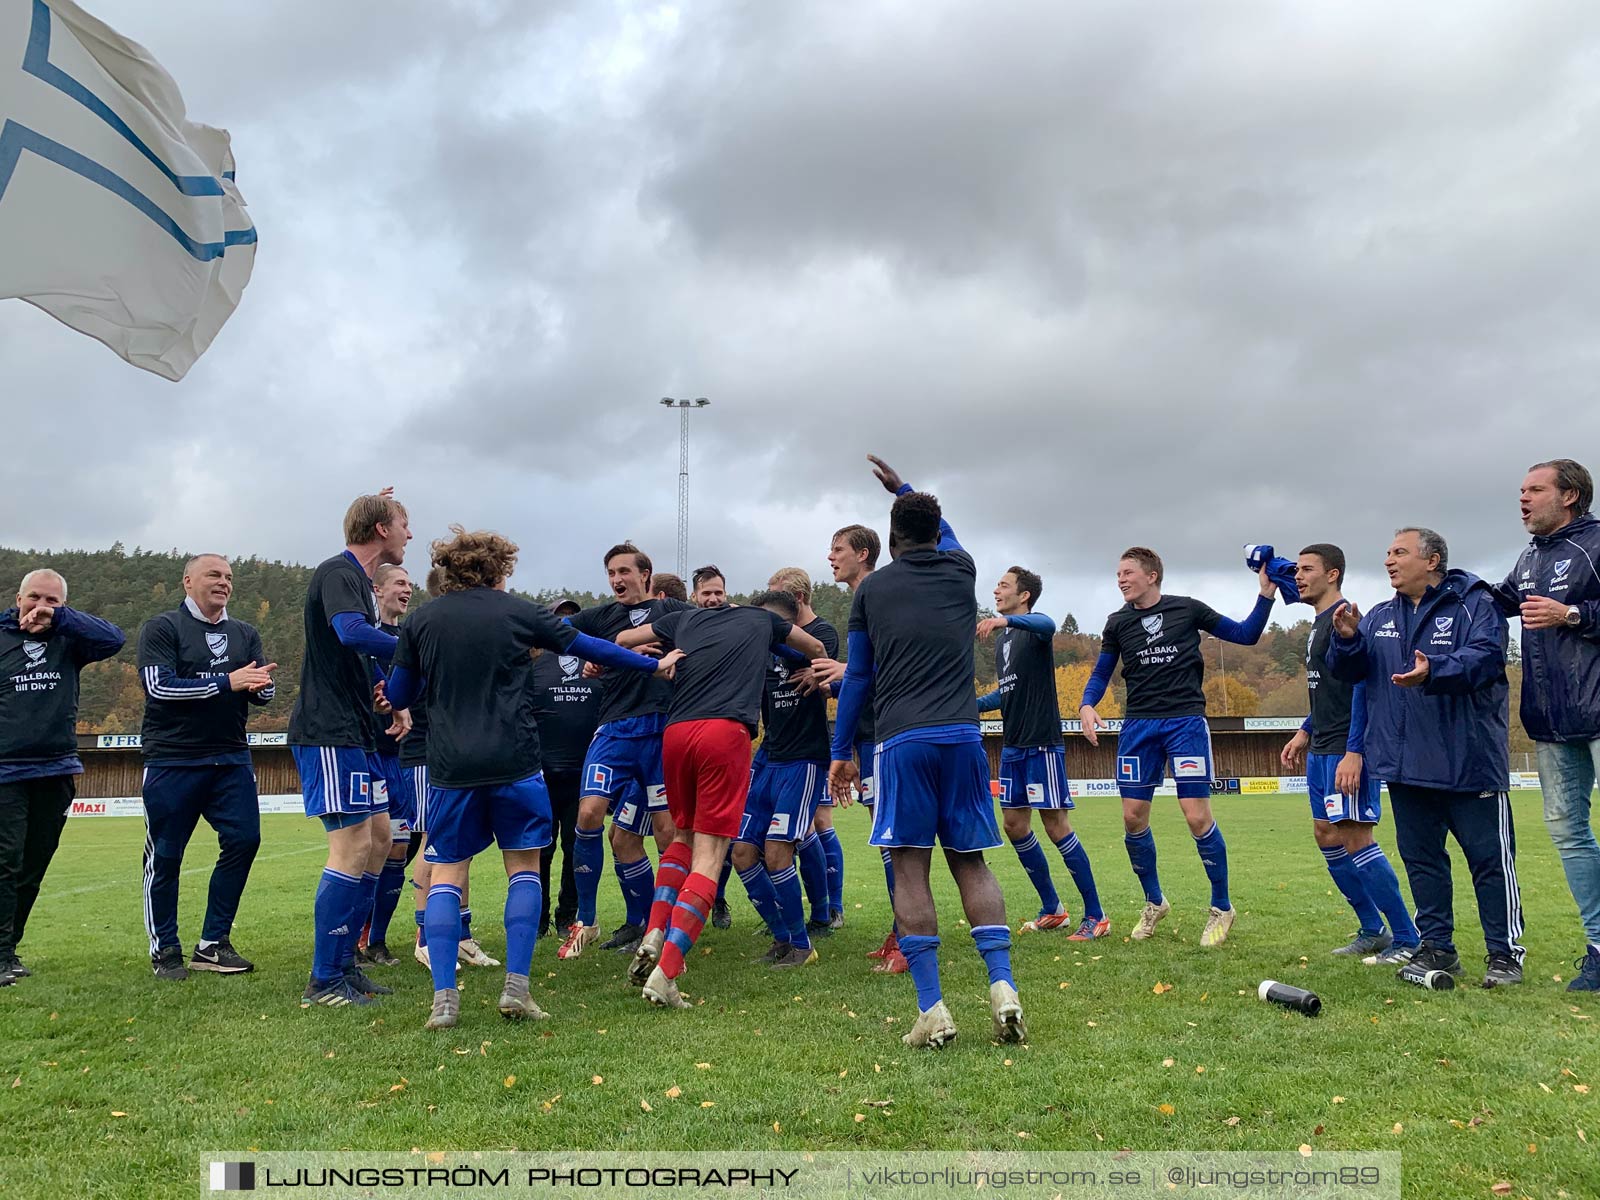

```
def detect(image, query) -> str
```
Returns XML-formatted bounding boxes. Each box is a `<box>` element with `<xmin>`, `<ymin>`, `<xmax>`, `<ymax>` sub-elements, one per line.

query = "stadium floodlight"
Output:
<box><xmin>660</xmin><ymin>397</ymin><xmax>711</xmax><ymax>575</ymax></box>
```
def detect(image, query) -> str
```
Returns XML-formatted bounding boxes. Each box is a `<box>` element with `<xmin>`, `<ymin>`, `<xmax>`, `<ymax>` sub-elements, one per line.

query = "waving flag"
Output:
<box><xmin>0</xmin><ymin>0</ymin><xmax>256</xmax><ymax>380</ymax></box>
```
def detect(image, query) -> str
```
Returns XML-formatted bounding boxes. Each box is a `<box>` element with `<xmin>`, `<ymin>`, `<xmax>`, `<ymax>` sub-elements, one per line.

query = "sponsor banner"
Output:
<box><xmin>1240</xmin><ymin>778</ymin><xmax>1280</xmax><ymax>794</ymax></box>
<box><xmin>1066</xmin><ymin>779</ymin><xmax>1177</xmax><ymax>797</ymax></box>
<box><xmin>1242</xmin><ymin>717</ymin><xmax>1308</xmax><ymax>731</ymax></box>
<box><xmin>1510</xmin><ymin>771</ymin><xmax>1542</xmax><ymax>790</ymax></box>
<box><xmin>94</xmin><ymin>732</ymin><xmax>288</xmax><ymax>749</ymax></box>
<box><xmin>70</xmin><ymin>793</ymin><xmax>303</xmax><ymax>818</ymax></box>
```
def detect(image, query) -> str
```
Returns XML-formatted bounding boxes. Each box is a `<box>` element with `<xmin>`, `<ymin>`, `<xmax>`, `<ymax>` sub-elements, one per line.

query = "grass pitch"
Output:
<box><xmin>1</xmin><ymin>792</ymin><xmax>1594</xmax><ymax>1198</ymax></box>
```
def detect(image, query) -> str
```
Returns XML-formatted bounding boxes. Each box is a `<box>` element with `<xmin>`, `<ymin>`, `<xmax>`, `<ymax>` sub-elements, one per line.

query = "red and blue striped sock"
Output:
<box><xmin>659</xmin><ymin>873</ymin><xmax>716</xmax><ymax>980</ymax></box>
<box><xmin>647</xmin><ymin>843</ymin><xmax>693</xmax><ymax>934</ymax></box>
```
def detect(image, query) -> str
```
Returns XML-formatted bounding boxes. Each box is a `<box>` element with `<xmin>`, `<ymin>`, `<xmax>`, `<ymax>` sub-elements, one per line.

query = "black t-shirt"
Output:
<box><xmin>1306</xmin><ymin>605</ymin><xmax>1355</xmax><ymax>755</ymax></box>
<box><xmin>995</xmin><ymin>620</ymin><xmax>1060</xmax><ymax>748</ymax></box>
<box><xmin>651</xmin><ymin>606</ymin><xmax>793</xmax><ymax>734</ymax></box>
<box><xmin>371</xmin><ymin>621</ymin><xmax>403</xmax><ymax>759</ymax></box>
<box><xmin>762</xmin><ymin>617</ymin><xmax>839</xmax><ymax>761</ymax></box>
<box><xmin>848</xmin><ymin>547</ymin><xmax>980</xmax><ymax>742</ymax></box>
<box><xmin>567</xmin><ymin>598</ymin><xmax>692</xmax><ymax>727</ymax></box>
<box><xmin>137</xmin><ymin>606</ymin><xmax>267</xmax><ymax>762</ymax></box>
<box><xmin>1100</xmin><ymin>595</ymin><xmax>1222</xmax><ymax>719</ymax></box>
<box><xmin>398</xmin><ymin>687</ymin><xmax>430</xmax><ymax>767</ymax></box>
<box><xmin>528</xmin><ymin>647</ymin><xmax>602</xmax><ymax>772</ymax></box>
<box><xmin>392</xmin><ymin>588</ymin><xmax>578</xmax><ymax>789</ymax></box>
<box><xmin>288</xmin><ymin>553</ymin><xmax>379</xmax><ymax>751</ymax></box>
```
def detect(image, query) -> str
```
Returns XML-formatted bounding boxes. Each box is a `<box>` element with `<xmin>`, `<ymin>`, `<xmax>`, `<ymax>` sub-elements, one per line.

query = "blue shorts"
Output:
<box><xmin>999</xmin><ymin>745</ymin><xmax>1074</xmax><ymax>810</ymax></box>
<box><xmin>580</xmin><ymin>727</ymin><xmax>666</xmax><ymax>837</ymax></box>
<box><xmin>293</xmin><ymin>746</ymin><xmax>374</xmax><ymax>820</ymax></box>
<box><xmin>739</xmin><ymin>759</ymin><xmax>826</xmax><ymax>846</ymax></box>
<box><xmin>870</xmin><ymin>734</ymin><xmax>1001</xmax><ymax>853</ymax></box>
<box><xmin>368</xmin><ymin>752</ymin><xmax>411</xmax><ymax>839</ymax></box>
<box><xmin>856</xmin><ymin>743</ymin><xmax>877</xmax><ymax>806</ymax></box>
<box><xmin>423</xmin><ymin>772</ymin><xmax>553</xmax><ymax>864</ymax></box>
<box><xmin>1116</xmin><ymin>716</ymin><xmax>1214</xmax><ymax>801</ymax></box>
<box><xmin>404</xmin><ymin>765</ymin><xmax>429</xmax><ymax>833</ymax></box>
<box><xmin>1306</xmin><ymin>752</ymin><xmax>1382</xmax><ymax>824</ymax></box>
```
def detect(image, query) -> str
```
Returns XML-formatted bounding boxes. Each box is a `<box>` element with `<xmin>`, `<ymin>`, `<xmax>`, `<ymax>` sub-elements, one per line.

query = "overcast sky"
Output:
<box><xmin>5</xmin><ymin>0</ymin><xmax>1597</xmax><ymax>628</ymax></box>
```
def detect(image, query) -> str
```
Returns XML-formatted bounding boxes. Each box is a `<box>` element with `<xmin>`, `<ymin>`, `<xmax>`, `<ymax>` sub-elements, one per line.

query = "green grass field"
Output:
<box><xmin>1</xmin><ymin>792</ymin><xmax>1594</xmax><ymax>1198</ymax></box>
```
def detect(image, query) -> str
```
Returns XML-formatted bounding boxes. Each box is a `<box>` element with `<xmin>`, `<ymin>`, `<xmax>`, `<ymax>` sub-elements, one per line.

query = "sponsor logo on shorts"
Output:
<box><xmin>1173</xmin><ymin>756</ymin><xmax>1208</xmax><ymax>779</ymax></box>
<box><xmin>1026</xmin><ymin>782</ymin><xmax>1044</xmax><ymax>802</ymax></box>
<box><xmin>587</xmin><ymin>764</ymin><xmax>613</xmax><ymax>793</ymax></box>
<box><xmin>1117</xmin><ymin>757</ymin><xmax>1140</xmax><ymax>783</ymax></box>
<box><xmin>372</xmin><ymin>779</ymin><xmax>389</xmax><ymax>805</ymax></box>
<box><xmin>1324</xmin><ymin>794</ymin><xmax>1342</xmax><ymax>816</ymax></box>
<box><xmin>646</xmin><ymin>784</ymin><xmax>667</xmax><ymax>808</ymax></box>
<box><xmin>859</xmin><ymin>778</ymin><xmax>875</xmax><ymax>801</ymax></box>
<box><xmin>767</xmin><ymin>813</ymin><xmax>789</xmax><ymax>839</ymax></box>
<box><xmin>617</xmin><ymin>802</ymin><xmax>637</xmax><ymax>825</ymax></box>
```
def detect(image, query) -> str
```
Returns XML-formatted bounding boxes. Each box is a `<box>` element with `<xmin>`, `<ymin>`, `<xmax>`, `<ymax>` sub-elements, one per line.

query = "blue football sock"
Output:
<box><xmin>1124</xmin><ymin>828</ymin><xmax>1163</xmax><ymax>904</ymax></box>
<box><xmin>796</xmin><ymin>833</ymin><xmax>830</xmax><ymax>923</ymax></box>
<box><xmin>368</xmin><ymin>858</ymin><xmax>407</xmax><ymax>946</ymax></box>
<box><xmin>818</xmin><ymin>826</ymin><xmax>844</xmax><ymax>912</ymax></box>
<box><xmin>424</xmin><ymin>884</ymin><xmax>462</xmax><ymax>992</ymax></box>
<box><xmin>1351</xmin><ymin>842</ymin><xmax>1420</xmax><ymax>945</ymax></box>
<box><xmin>1009</xmin><ymin>832</ymin><xmax>1062</xmax><ymax>916</ymax></box>
<box><xmin>1194</xmin><ymin>823</ymin><xmax>1230</xmax><ymax>911</ymax></box>
<box><xmin>736</xmin><ymin>863</ymin><xmax>785</xmax><ymax>936</ymax></box>
<box><xmin>312</xmin><ymin>868</ymin><xmax>362</xmax><ymax>983</ymax></box>
<box><xmin>880</xmin><ymin>847</ymin><xmax>897</xmax><ymax>934</ymax></box>
<box><xmin>618</xmin><ymin>857</ymin><xmax>654</xmax><ymax>928</ymax></box>
<box><xmin>768</xmin><ymin>864</ymin><xmax>811</xmax><ymax>950</ymax></box>
<box><xmin>413</xmin><ymin>898</ymin><xmax>426</xmax><ymax>948</ymax></box>
<box><xmin>716</xmin><ymin>852</ymin><xmax>733</xmax><ymax>904</ymax></box>
<box><xmin>574</xmin><ymin>824</ymin><xmax>604</xmax><ymax>926</ymax></box>
<box><xmin>504</xmin><ymin>871</ymin><xmax>542</xmax><ymax>978</ymax></box>
<box><xmin>971</xmin><ymin>923</ymin><xmax>1015</xmax><ymax>987</ymax></box>
<box><xmin>459</xmin><ymin>907</ymin><xmax>473</xmax><ymax>943</ymax></box>
<box><xmin>1321</xmin><ymin>845</ymin><xmax>1383</xmax><ymax>934</ymax></box>
<box><xmin>1054</xmin><ymin>832</ymin><xmax>1103</xmax><ymax>921</ymax></box>
<box><xmin>898</xmin><ymin>933</ymin><xmax>942</xmax><ymax>1009</ymax></box>
<box><xmin>341</xmin><ymin>871</ymin><xmax>380</xmax><ymax>970</ymax></box>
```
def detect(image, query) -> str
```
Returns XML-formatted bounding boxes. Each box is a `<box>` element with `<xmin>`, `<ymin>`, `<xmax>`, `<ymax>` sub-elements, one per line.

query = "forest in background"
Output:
<box><xmin>0</xmin><ymin>545</ymin><xmax>1533</xmax><ymax>754</ymax></box>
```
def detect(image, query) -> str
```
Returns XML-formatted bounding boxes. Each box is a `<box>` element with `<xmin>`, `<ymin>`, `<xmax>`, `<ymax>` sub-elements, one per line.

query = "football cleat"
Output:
<box><xmin>1332</xmin><ymin>931</ymin><xmax>1392</xmax><ymax>957</ymax></box>
<box><xmin>770</xmin><ymin>945</ymin><xmax>819</xmax><ymax>969</ymax></box>
<box><xmin>866</xmin><ymin>931</ymin><xmax>898</xmax><ymax>960</ymax></box>
<box><xmin>304</xmin><ymin>975</ymin><xmax>374</xmax><ymax>1007</ymax></box>
<box><xmin>424</xmin><ymin>988</ymin><xmax>460</xmax><ymax>1029</ymax></box>
<box><xmin>902</xmin><ymin>1000</ymin><xmax>958</xmax><ymax>1049</ymax></box>
<box><xmin>1130</xmin><ymin>898</ymin><xmax>1171</xmax><ymax>941</ymax></box>
<box><xmin>1067</xmin><ymin>916</ymin><xmax>1111</xmax><ymax>941</ymax></box>
<box><xmin>458</xmin><ymin>938</ymin><xmax>500</xmax><ymax>967</ymax></box>
<box><xmin>1362</xmin><ymin>942</ymin><xmax>1418</xmax><ymax>967</ymax></box>
<box><xmin>628</xmin><ymin>929</ymin><xmax>665</xmax><ymax>987</ymax></box>
<box><xmin>1199</xmin><ymin>906</ymin><xmax>1235</xmax><ymax>948</ymax></box>
<box><xmin>875</xmin><ymin>948</ymin><xmax>909</xmax><ymax>974</ymax></box>
<box><xmin>343</xmin><ymin>965</ymin><xmax>392</xmax><ymax>996</ymax></box>
<box><xmin>642</xmin><ymin>965</ymin><xmax>692</xmax><ymax>1009</ymax></box>
<box><xmin>1020</xmin><ymin>907</ymin><xmax>1072</xmax><ymax>934</ymax></box>
<box><xmin>990</xmin><ymin>981</ymin><xmax>1027</xmax><ymax>1044</ymax></box>
<box><xmin>556</xmin><ymin>924</ymin><xmax>599</xmax><ymax>961</ymax></box>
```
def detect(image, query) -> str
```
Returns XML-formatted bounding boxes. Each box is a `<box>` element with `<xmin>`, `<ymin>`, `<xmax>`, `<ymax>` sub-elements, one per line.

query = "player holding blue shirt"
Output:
<box><xmin>830</xmin><ymin>456</ymin><xmax>1025</xmax><ymax>1050</ymax></box>
<box><xmin>1079</xmin><ymin>546</ymin><xmax>1278</xmax><ymax>948</ymax></box>
<box><xmin>976</xmin><ymin>567</ymin><xmax>1107</xmax><ymax>940</ymax></box>
<box><xmin>1279</xmin><ymin>545</ymin><xmax>1420</xmax><ymax>962</ymax></box>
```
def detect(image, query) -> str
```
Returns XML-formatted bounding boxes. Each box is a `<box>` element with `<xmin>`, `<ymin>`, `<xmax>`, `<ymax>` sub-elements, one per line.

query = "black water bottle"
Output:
<box><xmin>1258</xmin><ymin>979</ymin><xmax>1322</xmax><ymax>1016</ymax></box>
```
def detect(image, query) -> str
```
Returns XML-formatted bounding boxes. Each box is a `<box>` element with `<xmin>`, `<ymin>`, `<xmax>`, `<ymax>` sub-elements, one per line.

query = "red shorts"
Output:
<box><xmin>662</xmin><ymin>719</ymin><xmax>753</xmax><ymax>838</ymax></box>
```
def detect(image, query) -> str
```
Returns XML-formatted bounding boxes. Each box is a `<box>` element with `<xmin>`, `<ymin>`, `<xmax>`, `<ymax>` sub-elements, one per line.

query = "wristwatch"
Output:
<box><xmin>1565</xmin><ymin>606</ymin><xmax>1582</xmax><ymax>628</ymax></box>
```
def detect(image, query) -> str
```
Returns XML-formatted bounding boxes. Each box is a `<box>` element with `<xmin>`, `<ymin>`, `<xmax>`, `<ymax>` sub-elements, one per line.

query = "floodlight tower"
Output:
<box><xmin>660</xmin><ymin>397</ymin><xmax>710</xmax><ymax>576</ymax></box>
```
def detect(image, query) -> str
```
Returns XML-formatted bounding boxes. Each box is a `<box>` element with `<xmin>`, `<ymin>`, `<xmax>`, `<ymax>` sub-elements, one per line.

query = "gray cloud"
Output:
<box><xmin>4</xmin><ymin>0</ymin><xmax>1597</xmax><ymax>625</ymax></box>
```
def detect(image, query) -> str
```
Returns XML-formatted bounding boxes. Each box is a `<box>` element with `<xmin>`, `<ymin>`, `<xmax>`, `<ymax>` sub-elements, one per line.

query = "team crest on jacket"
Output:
<box><xmin>22</xmin><ymin>640</ymin><xmax>45</xmax><ymax>666</ymax></box>
<box><xmin>1434</xmin><ymin>616</ymin><xmax>1454</xmax><ymax>633</ymax></box>
<box><xmin>1001</xmin><ymin>639</ymin><xmax>1013</xmax><ymax>672</ymax></box>
<box><xmin>629</xmin><ymin>608</ymin><xmax>650</xmax><ymax>627</ymax></box>
<box><xmin>206</xmin><ymin>631</ymin><xmax>229</xmax><ymax>658</ymax></box>
<box><xmin>558</xmin><ymin>655</ymin><xmax>580</xmax><ymax>680</ymax></box>
<box><xmin>1555</xmin><ymin>559</ymin><xmax>1573</xmax><ymax>580</ymax></box>
<box><xmin>1141</xmin><ymin>614</ymin><xmax>1164</xmax><ymax>638</ymax></box>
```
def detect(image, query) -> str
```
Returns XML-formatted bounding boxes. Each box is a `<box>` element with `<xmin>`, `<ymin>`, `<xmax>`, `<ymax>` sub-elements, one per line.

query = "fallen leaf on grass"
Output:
<box><xmin>772</xmin><ymin>1121</ymin><xmax>780</xmax><ymax>1133</ymax></box>
<box><xmin>1332</xmin><ymin>1096</ymin><xmax>1346</xmax><ymax>1104</ymax></box>
<box><xmin>1492</xmin><ymin>1184</ymin><xmax>1512</xmax><ymax>1196</ymax></box>
<box><xmin>874</xmin><ymin>1064</ymin><xmax>882</xmax><ymax>1073</ymax></box>
<box><xmin>838</xmin><ymin>1069</ymin><xmax>848</xmax><ymax>1078</ymax></box>
<box><xmin>695</xmin><ymin>1063</ymin><xmax>712</xmax><ymax>1070</ymax></box>
<box><xmin>1528</xmin><ymin>1144</ymin><xmax>1537</xmax><ymax>1154</ymax></box>
<box><xmin>1392</xmin><ymin>1123</ymin><xmax>1403</xmax><ymax>1134</ymax></box>
<box><xmin>854</xmin><ymin>1114</ymin><xmax>866</xmax><ymax>1123</ymax></box>
<box><xmin>1152</xmin><ymin>982</ymin><xmax>1173</xmax><ymax>995</ymax></box>
<box><xmin>591</xmin><ymin>1076</ymin><xmax>603</xmax><ymax>1086</ymax></box>
<box><xmin>110</xmin><ymin>1112</ymin><xmax>127</xmax><ymax>1118</ymax></box>
<box><xmin>389</xmin><ymin>1083</ymin><xmax>406</xmax><ymax>1093</ymax></box>
<box><xmin>1224</xmin><ymin>1116</ymin><xmax>1241</xmax><ymax>1127</ymax></box>
<box><xmin>1158</xmin><ymin>1104</ymin><xmax>1175</xmax><ymax>1116</ymax></box>
<box><xmin>1539</xmin><ymin>1082</ymin><xmax>1554</xmax><ymax>1093</ymax></box>
<box><xmin>640</xmin><ymin>1101</ymin><xmax>653</xmax><ymax>1113</ymax></box>
<box><xmin>1016</xmin><ymin>1131</ymin><xmax>1032</xmax><ymax>1139</ymax></box>
<box><xmin>9</xmin><ymin>1078</ymin><xmax>18</xmax><ymax>1089</ymax></box>
<box><xmin>1058</xmin><ymin>982</ymin><xmax>1069</xmax><ymax>990</ymax></box>
<box><xmin>504</xmin><ymin>1076</ymin><xmax>516</xmax><ymax>1088</ymax></box>
<box><xmin>1003</xmin><ymin>1059</ymin><xmax>1013</xmax><ymax>1067</ymax></box>
<box><xmin>1195</xmin><ymin>1066</ymin><xmax>1206</xmax><ymax>1075</ymax></box>
<box><xmin>700</xmin><ymin>1101</ymin><xmax>715</xmax><ymax>1109</ymax></box>
<box><xmin>1578</xmin><ymin>1129</ymin><xmax>1587</xmax><ymax>1144</ymax></box>
<box><xmin>1575</xmin><ymin>1084</ymin><xmax>1591</xmax><ymax>1095</ymax></box>
<box><xmin>1086</xmin><ymin>1021</ymin><xmax>1098</xmax><ymax>1027</ymax></box>
<box><xmin>323</xmin><ymin>1051</ymin><xmax>335</xmax><ymax>1060</ymax></box>
<box><xmin>1313</xmin><ymin>1125</ymin><xmax>1324</xmax><ymax>1135</ymax></box>
<box><xmin>1162</xmin><ymin>1059</ymin><xmax>1175</xmax><ymax>1068</ymax></box>
<box><xmin>665</xmin><ymin>1086</ymin><xmax>681</xmax><ymax>1099</ymax></box>
<box><xmin>1297</xmin><ymin>1145</ymin><xmax>1312</xmax><ymax>1157</ymax></box>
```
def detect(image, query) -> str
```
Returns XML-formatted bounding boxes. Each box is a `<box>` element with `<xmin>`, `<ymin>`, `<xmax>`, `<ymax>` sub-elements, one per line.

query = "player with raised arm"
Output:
<box><xmin>1279</xmin><ymin>545</ymin><xmax>1420</xmax><ymax>962</ymax></box>
<box><xmin>615</xmin><ymin>593</ymin><xmax>826</xmax><ymax>1005</ymax></box>
<box><xmin>1078</xmin><ymin>547</ymin><xmax>1278</xmax><ymax>948</ymax></box>
<box><xmin>558</xmin><ymin>543</ymin><xmax>692</xmax><ymax>959</ymax></box>
<box><xmin>976</xmin><ymin>567</ymin><xmax>1107</xmax><ymax>940</ymax></box>
<box><xmin>384</xmin><ymin>528</ymin><xmax>680</xmax><ymax>1030</ymax></box>
<box><xmin>829</xmin><ymin>456</ymin><xmax>1024</xmax><ymax>1049</ymax></box>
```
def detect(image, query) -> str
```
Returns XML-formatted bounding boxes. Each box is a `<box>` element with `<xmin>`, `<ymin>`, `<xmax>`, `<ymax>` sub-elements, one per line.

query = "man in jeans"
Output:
<box><xmin>0</xmin><ymin>568</ymin><xmax>126</xmax><ymax>985</ymax></box>
<box><xmin>1494</xmin><ymin>459</ymin><xmax>1600</xmax><ymax>991</ymax></box>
